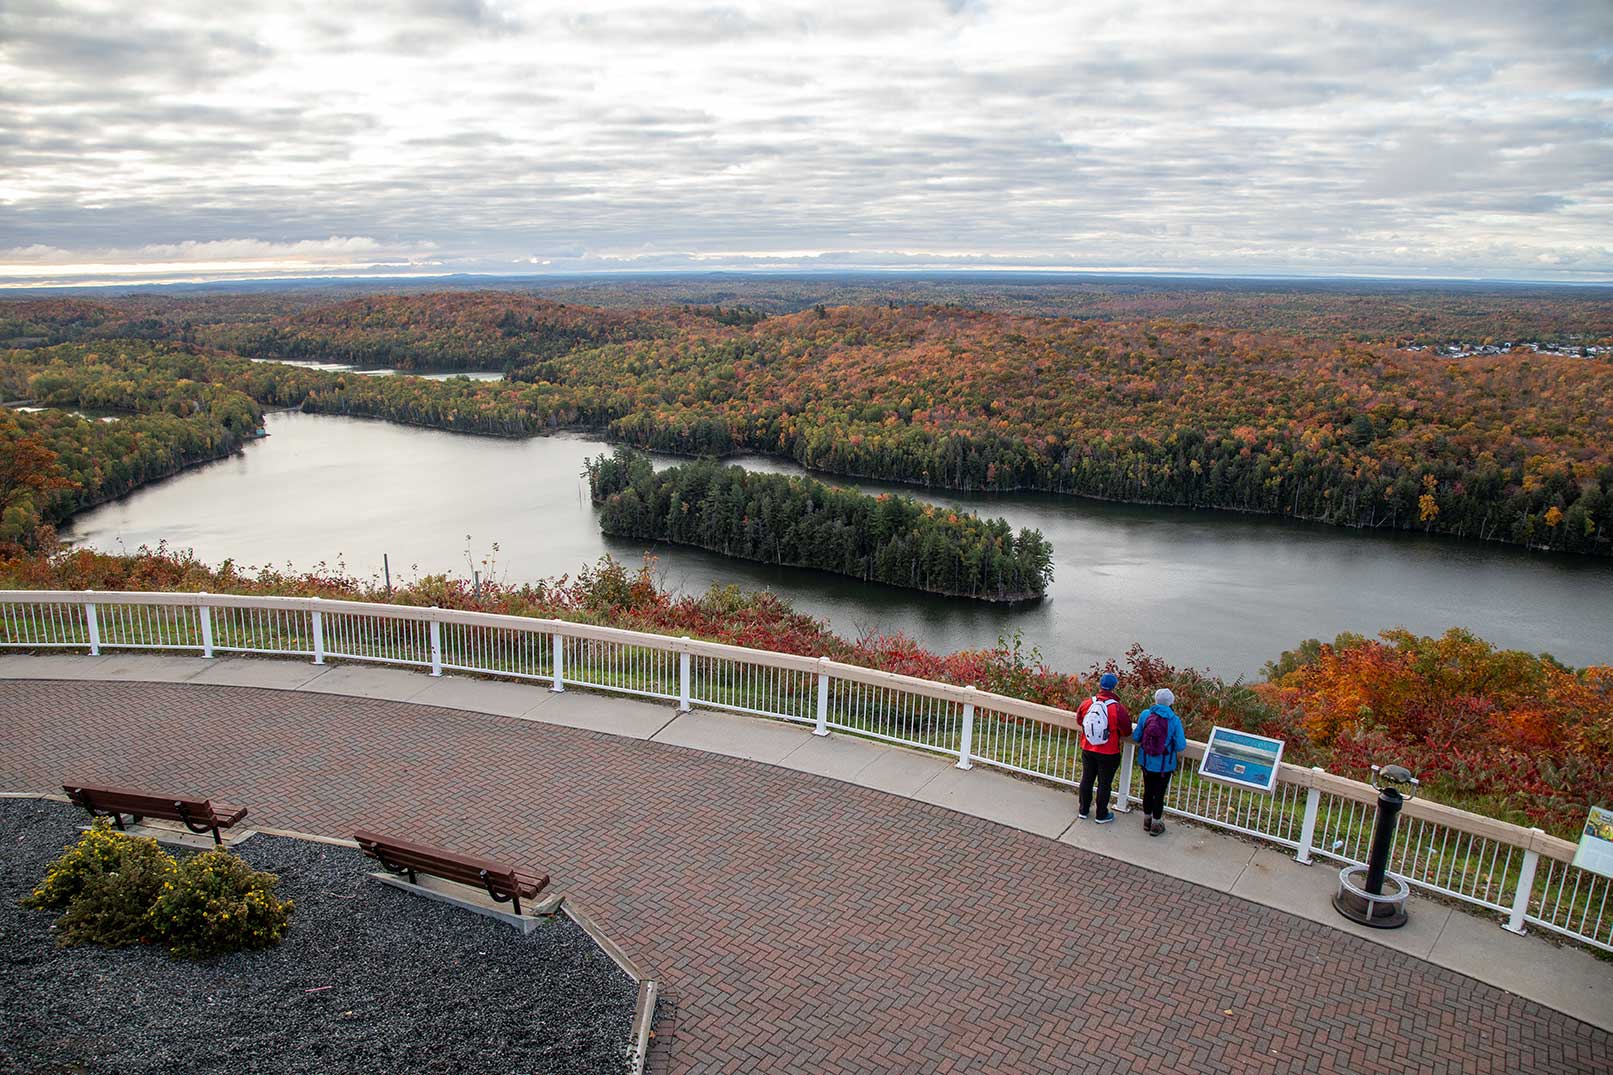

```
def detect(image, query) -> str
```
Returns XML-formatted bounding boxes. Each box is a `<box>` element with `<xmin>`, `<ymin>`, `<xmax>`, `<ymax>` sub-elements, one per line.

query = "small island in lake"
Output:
<box><xmin>584</xmin><ymin>449</ymin><xmax>1054</xmax><ymax>603</ymax></box>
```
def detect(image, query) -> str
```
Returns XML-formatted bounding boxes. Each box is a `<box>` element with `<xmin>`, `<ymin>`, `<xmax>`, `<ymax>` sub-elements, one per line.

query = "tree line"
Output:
<box><xmin>5</xmin><ymin>293</ymin><xmax>1611</xmax><ymax>557</ymax></box>
<box><xmin>584</xmin><ymin>450</ymin><xmax>1054</xmax><ymax>601</ymax></box>
<box><xmin>0</xmin><ymin>408</ymin><xmax>256</xmax><ymax>548</ymax></box>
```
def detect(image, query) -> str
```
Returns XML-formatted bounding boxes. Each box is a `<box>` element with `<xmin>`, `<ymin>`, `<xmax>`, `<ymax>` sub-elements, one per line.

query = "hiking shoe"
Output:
<box><xmin>1095</xmin><ymin>814</ymin><xmax>1114</xmax><ymax>825</ymax></box>
<box><xmin>1150</xmin><ymin>820</ymin><xmax>1166</xmax><ymax>836</ymax></box>
<box><xmin>1141</xmin><ymin>815</ymin><xmax>1152</xmax><ymax>831</ymax></box>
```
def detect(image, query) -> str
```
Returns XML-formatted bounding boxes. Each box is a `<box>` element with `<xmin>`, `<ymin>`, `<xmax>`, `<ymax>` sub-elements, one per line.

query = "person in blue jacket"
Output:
<box><xmin>1132</xmin><ymin>688</ymin><xmax>1188</xmax><ymax>836</ymax></box>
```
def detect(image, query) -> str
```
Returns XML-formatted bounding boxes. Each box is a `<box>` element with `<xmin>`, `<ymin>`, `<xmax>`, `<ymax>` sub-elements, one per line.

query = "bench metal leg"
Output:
<box><xmin>172</xmin><ymin>802</ymin><xmax>225</xmax><ymax>845</ymax></box>
<box><xmin>478</xmin><ymin>868</ymin><xmax>521</xmax><ymax>915</ymax></box>
<box><xmin>96</xmin><ymin>810</ymin><xmax>141</xmax><ymax>831</ymax></box>
<box><xmin>374</xmin><ymin>852</ymin><xmax>417</xmax><ymax>885</ymax></box>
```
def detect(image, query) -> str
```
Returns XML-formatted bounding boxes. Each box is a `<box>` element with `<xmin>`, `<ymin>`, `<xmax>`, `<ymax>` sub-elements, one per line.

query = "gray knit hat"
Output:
<box><xmin>1154</xmin><ymin>688</ymin><xmax>1176</xmax><ymax>706</ymax></box>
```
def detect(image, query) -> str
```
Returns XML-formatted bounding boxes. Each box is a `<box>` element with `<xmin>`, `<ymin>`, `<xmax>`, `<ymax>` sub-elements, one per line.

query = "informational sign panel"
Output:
<box><xmin>1199</xmin><ymin>726</ymin><xmax>1285</xmax><ymax>793</ymax></box>
<box><xmin>1572</xmin><ymin>806</ymin><xmax>1613</xmax><ymax>879</ymax></box>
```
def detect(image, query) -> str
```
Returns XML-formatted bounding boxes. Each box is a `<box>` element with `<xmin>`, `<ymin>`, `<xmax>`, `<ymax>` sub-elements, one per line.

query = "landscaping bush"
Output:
<box><xmin>24</xmin><ymin>818</ymin><xmax>158</xmax><ymax>911</ymax></box>
<box><xmin>22</xmin><ymin>822</ymin><xmax>293</xmax><ymax>957</ymax></box>
<box><xmin>54</xmin><ymin>839</ymin><xmax>177</xmax><ymax>948</ymax></box>
<box><xmin>25</xmin><ymin>820</ymin><xmax>176</xmax><ymax>948</ymax></box>
<box><xmin>151</xmin><ymin>849</ymin><xmax>294</xmax><ymax>958</ymax></box>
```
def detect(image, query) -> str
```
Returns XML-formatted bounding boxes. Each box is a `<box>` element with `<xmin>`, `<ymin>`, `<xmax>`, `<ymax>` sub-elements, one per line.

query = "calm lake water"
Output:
<box><xmin>246</xmin><ymin>358</ymin><xmax>505</xmax><ymax>381</ymax></box>
<box><xmin>64</xmin><ymin>411</ymin><xmax>1613</xmax><ymax>678</ymax></box>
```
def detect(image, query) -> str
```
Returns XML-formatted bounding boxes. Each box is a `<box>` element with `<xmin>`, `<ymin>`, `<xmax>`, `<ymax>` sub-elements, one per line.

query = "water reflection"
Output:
<box><xmin>64</xmin><ymin>411</ymin><xmax>1613</xmax><ymax>677</ymax></box>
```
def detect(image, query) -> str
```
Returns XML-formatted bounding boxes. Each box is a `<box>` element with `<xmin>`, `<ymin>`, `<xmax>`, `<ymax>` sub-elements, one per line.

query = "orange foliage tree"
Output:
<box><xmin>1260</xmin><ymin>628</ymin><xmax>1613</xmax><ymax>832</ymax></box>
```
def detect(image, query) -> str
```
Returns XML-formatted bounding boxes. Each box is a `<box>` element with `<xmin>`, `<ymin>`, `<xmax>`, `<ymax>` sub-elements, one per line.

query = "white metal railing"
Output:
<box><xmin>0</xmin><ymin>588</ymin><xmax>1603</xmax><ymax>952</ymax></box>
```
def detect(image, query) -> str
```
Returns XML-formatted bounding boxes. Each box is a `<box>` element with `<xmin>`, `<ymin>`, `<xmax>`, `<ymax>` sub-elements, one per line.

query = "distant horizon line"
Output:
<box><xmin>5</xmin><ymin>266</ymin><xmax>1613</xmax><ymax>295</ymax></box>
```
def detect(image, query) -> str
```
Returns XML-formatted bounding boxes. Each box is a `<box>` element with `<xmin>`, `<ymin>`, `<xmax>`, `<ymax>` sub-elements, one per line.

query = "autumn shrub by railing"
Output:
<box><xmin>1</xmin><ymin>587</ymin><xmax>1605</xmax><ymax>953</ymax></box>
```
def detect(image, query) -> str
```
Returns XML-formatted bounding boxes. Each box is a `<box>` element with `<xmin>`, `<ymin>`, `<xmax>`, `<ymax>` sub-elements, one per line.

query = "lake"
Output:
<box><xmin>63</xmin><ymin>410</ymin><xmax>1613</xmax><ymax>679</ymax></box>
<box><xmin>246</xmin><ymin>358</ymin><xmax>505</xmax><ymax>381</ymax></box>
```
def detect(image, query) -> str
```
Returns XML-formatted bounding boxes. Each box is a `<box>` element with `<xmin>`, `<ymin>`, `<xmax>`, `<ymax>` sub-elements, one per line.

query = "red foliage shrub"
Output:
<box><xmin>4</xmin><ymin>545</ymin><xmax>1607</xmax><ymax>836</ymax></box>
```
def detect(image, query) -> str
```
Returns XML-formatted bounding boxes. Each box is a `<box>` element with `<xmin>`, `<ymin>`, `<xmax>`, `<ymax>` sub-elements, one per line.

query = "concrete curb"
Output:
<box><xmin>563</xmin><ymin>901</ymin><xmax>660</xmax><ymax>1075</ymax></box>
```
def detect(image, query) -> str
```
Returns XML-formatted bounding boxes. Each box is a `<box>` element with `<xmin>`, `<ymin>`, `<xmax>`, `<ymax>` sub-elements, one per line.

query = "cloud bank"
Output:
<box><xmin>2</xmin><ymin>0</ymin><xmax>1610</xmax><ymax>285</ymax></box>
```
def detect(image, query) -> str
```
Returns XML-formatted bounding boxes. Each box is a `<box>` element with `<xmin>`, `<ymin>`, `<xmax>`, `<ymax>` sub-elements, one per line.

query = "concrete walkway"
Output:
<box><xmin>3</xmin><ymin>651</ymin><xmax>1610</xmax><ymax>1043</ymax></box>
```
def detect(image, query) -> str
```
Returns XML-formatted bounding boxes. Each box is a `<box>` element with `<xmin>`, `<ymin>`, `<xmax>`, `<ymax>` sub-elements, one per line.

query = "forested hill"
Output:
<box><xmin>196</xmin><ymin>292</ymin><xmax>716</xmax><ymax>370</ymax></box>
<box><xmin>585</xmin><ymin>451</ymin><xmax>1054</xmax><ymax>602</ymax></box>
<box><xmin>4</xmin><ymin>293</ymin><xmax>1612</xmax><ymax>556</ymax></box>
<box><xmin>0</xmin><ymin>360</ymin><xmax>263</xmax><ymax>546</ymax></box>
<box><xmin>6</xmin><ymin>278</ymin><xmax>1612</xmax><ymax>347</ymax></box>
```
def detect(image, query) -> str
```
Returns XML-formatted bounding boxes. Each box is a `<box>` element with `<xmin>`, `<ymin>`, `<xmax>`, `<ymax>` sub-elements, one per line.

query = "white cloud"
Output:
<box><xmin>1</xmin><ymin>0</ymin><xmax>1609</xmax><ymax>283</ymax></box>
<box><xmin>0</xmin><ymin>236</ymin><xmax>439</xmax><ymax>284</ymax></box>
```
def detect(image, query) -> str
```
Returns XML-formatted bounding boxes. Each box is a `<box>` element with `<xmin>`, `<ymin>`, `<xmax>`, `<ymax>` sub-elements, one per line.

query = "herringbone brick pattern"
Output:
<box><xmin>1</xmin><ymin>680</ymin><xmax>1606</xmax><ymax>1074</ymax></box>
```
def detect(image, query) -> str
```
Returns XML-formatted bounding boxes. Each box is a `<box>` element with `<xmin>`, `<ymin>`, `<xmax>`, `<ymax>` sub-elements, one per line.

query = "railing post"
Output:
<box><xmin>83</xmin><ymin>593</ymin><xmax>100</xmax><ymax>656</ymax></box>
<box><xmin>1504</xmin><ymin>836</ymin><xmax>1543</xmax><ymax>935</ymax></box>
<box><xmin>678</xmin><ymin>637</ymin><xmax>692</xmax><ymax>713</ymax></box>
<box><xmin>197</xmin><ymin>594</ymin><xmax>214</xmax><ymax>659</ymax></box>
<box><xmin>429</xmin><ymin>612</ymin><xmax>443</xmax><ymax>677</ymax></box>
<box><xmin>813</xmin><ymin>657</ymin><xmax>830</xmax><ymax>736</ymax></box>
<box><xmin>1115</xmin><ymin>740</ymin><xmax>1135</xmax><ymax>813</ymax></box>
<box><xmin>311</xmin><ymin>600</ymin><xmax>325</xmax><ymax>665</ymax></box>
<box><xmin>1295</xmin><ymin>768</ymin><xmax>1324</xmax><ymax>864</ymax></box>
<box><xmin>551</xmin><ymin>630</ymin><xmax>566</xmax><ymax>693</ymax></box>
<box><xmin>956</xmin><ymin>686</ymin><xmax>975</xmax><ymax>770</ymax></box>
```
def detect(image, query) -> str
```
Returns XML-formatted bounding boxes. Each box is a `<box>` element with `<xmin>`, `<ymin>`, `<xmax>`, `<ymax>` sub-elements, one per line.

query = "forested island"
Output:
<box><xmin>2</xmin><ymin>287</ymin><xmax>1612</xmax><ymax>557</ymax></box>
<box><xmin>584</xmin><ymin>450</ymin><xmax>1054</xmax><ymax>601</ymax></box>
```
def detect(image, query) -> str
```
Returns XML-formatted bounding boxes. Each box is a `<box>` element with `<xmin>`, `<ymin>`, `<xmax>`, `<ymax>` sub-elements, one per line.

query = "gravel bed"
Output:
<box><xmin>0</xmin><ymin>798</ymin><xmax>638</xmax><ymax>1075</ymax></box>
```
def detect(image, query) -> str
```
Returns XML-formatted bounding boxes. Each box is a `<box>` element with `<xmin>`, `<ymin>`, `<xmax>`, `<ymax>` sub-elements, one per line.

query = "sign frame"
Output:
<box><xmin>1572</xmin><ymin>805</ymin><xmax>1613</xmax><ymax>880</ymax></box>
<box><xmin>1198</xmin><ymin>725</ymin><xmax>1286</xmax><ymax>794</ymax></box>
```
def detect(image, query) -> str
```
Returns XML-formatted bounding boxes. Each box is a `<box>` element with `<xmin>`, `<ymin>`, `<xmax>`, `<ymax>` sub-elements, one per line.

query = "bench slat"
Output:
<box><xmin>353</xmin><ymin>829</ymin><xmax>549</xmax><ymax>901</ymax></box>
<box><xmin>362</xmin><ymin>848</ymin><xmax>522</xmax><ymax>889</ymax></box>
<box><xmin>63</xmin><ymin>782</ymin><xmax>248</xmax><ymax>841</ymax></box>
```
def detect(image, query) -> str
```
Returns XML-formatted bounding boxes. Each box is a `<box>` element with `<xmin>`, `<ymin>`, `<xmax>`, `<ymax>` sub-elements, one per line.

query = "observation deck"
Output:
<box><xmin>2</xmin><ymin>643</ymin><xmax>1610</xmax><ymax>1074</ymax></box>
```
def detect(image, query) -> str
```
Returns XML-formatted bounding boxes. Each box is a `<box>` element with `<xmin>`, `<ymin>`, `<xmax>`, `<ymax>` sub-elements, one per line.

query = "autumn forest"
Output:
<box><xmin>1</xmin><ymin>280</ymin><xmax>1610</xmax><ymax>832</ymax></box>
<box><xmin>4</xmin><ymin>286</ymin><xmax>1611</xmax><ymax>557</ymax></box>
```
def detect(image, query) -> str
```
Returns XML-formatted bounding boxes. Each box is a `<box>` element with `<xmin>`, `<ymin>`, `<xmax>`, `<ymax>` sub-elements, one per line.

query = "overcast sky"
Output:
<box><xmin>2</xmin><ymin>0</ymin><xmax>1611</xmax><ymax>286</ymax></box>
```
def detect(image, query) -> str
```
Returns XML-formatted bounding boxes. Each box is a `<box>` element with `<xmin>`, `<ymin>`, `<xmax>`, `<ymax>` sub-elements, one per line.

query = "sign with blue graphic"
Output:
<box><xmin>1199</xmin><ymin>726</ymin><xmax>1285</xmax><ymax>793</ymax></box>
<box><xmin>1573</xmin><ymin>806</ymin><xmax>1613</xmax><ymax>880</ymax></box>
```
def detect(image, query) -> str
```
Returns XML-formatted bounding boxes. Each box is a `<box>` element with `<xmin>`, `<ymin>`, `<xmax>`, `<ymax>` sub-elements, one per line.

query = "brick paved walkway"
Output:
<box><xmin>2</xmin><ymin>680</ymin><xmax>1608</xmax><ymax>1075</ymax></box>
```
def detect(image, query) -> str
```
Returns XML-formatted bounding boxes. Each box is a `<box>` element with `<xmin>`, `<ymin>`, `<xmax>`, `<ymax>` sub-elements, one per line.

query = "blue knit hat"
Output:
<box><xmin>1099</xmin><ymin>672</ymin><xmax>1119</xmax><ymax>691</ymax></box>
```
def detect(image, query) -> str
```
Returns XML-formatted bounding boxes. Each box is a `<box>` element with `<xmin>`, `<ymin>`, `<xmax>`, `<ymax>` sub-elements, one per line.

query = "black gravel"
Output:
<box><xmin>0</xmin><ymin>798</ymin><xmax>638</xmax><ymax>1075</ymax></box>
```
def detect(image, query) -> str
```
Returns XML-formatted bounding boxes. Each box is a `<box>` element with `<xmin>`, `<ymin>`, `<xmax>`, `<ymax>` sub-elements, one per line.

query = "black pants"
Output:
<box><xmin>1142</xmin><ymin>768</ymin><xmax>1173</xmax><ymax>820</ymax></box>
<box><xmin>1079</xmin><ymin>749</ymin><xmax>1123</xmax><ymax>819</ymax></box>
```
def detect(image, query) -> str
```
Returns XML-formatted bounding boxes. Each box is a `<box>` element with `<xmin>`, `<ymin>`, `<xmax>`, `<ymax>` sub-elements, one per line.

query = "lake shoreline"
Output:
<box><xmin>60</xmin><ymin>411</ymin><xmax>1613</xmax><ymax>677</ymax></box>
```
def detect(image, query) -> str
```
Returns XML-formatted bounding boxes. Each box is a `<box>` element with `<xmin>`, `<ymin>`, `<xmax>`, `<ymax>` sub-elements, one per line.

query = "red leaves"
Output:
<box><xmin>5</xmin><ymin>540</ymin><xmax>1609</xmax><ymax>836</ymax></box>
<box><xmin>1261</xmin><ymin>628</ymin><xmax>1613</xmax><ymax>834</ymax></box>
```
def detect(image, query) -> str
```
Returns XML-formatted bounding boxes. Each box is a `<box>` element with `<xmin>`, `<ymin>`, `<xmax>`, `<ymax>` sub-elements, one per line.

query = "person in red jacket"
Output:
<box><xmin>1077</xmin><ymin>671</ymin><xmax>1133</xmax><ymax>823</ymax></box>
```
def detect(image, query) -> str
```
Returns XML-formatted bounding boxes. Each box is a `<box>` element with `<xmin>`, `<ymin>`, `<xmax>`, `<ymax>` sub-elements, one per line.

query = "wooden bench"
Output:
<box><xmin>63</xmin><ymin>782</ymin><xmax>249</xmax><ymax>846</ymax></box>
<box><xmin>354</xmin><ymin>830</ymin><xmax>551</xmax><ymax>917</ymax></box>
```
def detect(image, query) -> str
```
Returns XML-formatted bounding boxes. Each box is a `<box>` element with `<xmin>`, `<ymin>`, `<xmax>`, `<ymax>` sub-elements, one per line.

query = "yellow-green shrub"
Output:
<box><xmin>150</xmin><ymin>849</ymin><xmax>293</xmax><ymax>958</ymax></box>
<box><xmin>53</xmin><ymin>838</ymin><xmax>177</xmax><ymax>947</ymax></box>
<box><xmin>22</xmin><ymin>822</ymin><xmax>293</xmax><ymax>957</ymax></box>
<box><xmin>23</xmin><ymin>818</ymin><xmax>158</xmax><ymax>911</ymax></box>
